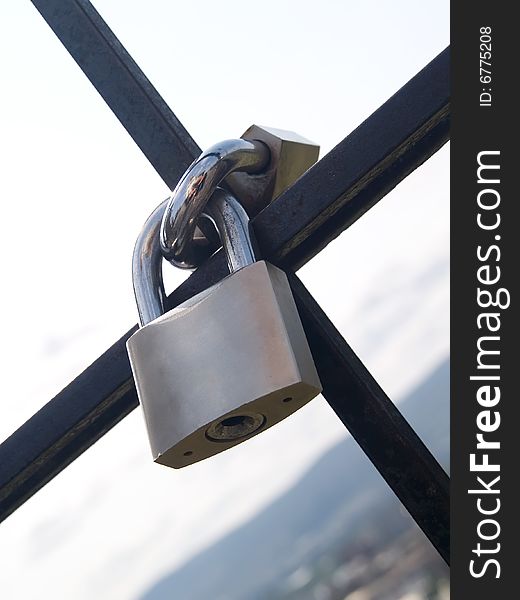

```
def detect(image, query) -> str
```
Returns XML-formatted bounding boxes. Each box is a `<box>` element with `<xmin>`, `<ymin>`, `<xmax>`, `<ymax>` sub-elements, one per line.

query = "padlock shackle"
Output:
<box><xmin>133</xmin><ymin>190</ymin><xmax>256</xmax><ymax>327</ymax></box>
<box><xmin>203</xmin><ymin>188</ymin><xmax>256</xmax><ymax>274</ymax></box>
<box><xmin>132</xmin><ymin>199</ymin><xmax>168</xmax><ymax>327</ymax></box>
<box><xmin>160</xmin><ymin>138</ymin><xmax>269</xmax><ymax>270</ymax></box>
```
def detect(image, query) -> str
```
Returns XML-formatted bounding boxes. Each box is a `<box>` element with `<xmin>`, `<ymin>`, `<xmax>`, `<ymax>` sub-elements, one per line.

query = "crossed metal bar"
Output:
<box><xmin>0</xmin><ymin>0</ymin><xmax>450</xmax><ymax>564</ymax></box>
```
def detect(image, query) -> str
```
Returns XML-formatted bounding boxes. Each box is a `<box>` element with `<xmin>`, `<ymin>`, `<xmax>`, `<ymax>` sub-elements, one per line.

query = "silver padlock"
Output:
<box><xmin>127</xmin><ymin>141</ymin><xmax>322</xmax><ymax>468</ymax></box>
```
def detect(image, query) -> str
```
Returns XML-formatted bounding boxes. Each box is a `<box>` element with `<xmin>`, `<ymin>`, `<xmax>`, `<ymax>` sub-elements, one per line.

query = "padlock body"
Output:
<box><xmin>127</xmin><ymin>261</ymin><xmax>321</xmax><ymax>468</ymax></box>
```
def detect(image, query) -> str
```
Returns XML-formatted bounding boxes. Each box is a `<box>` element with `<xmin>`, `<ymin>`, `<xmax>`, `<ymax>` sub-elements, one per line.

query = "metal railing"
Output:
<box><xmin>0</xmin><ymin>0</ymin><xmax>450</xmax><ymax>565</ymax></box>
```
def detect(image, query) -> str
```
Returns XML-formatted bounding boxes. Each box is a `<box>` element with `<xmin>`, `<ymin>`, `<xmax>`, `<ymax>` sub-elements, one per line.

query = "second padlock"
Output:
<box><xmin>127</xmin><ymin>134</ymin><xmax>322</xmax><ymax>468</ymax></box>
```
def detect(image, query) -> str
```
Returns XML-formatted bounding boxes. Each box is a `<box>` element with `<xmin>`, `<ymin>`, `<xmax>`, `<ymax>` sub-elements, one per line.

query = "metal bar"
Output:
<box><xmin>30</xmin><ymin>0</ymin><xmax>200</xmax><ymax>188</ymax></box>
<box><xmin>256</xmin><ymin>48</ymin><xmax>450</xmax><ymax>271</ymax></box>
<box><xmin>0</xmin><ymin>47</ymin><xmax>449</xmax><ymax>527</ymax></box>
<box><xmin>288</xmin><ymin>274</ymin><xmax>450</xmax><ymax>563</ymax></box>
<box><xmin>0</xmin><ymin>329</ymin><xmax>138</xmax><ymax>520</ymax></box>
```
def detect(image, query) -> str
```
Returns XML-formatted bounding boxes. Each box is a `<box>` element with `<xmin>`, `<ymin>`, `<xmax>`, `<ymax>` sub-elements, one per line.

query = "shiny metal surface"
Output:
<box><xmin>132</xmin><ymin>190</ymin><xmax>256</xmax><ymax>327</ymax></box>
<box><xmin>132</xmin><ymin>198</ymin><xmax>168</xmax><ymax>327</ymax></box>
<box><xmin>204</xmin><ymin>188</ymin><xmax>256</xmax><ymax>274</ymax></box>
<box><xmin>131</xmin><ymin>171</ymin><xmax>322</xmax><ymax>468</ymax></box>
<box><xmin>127</xmin><ymin>261</ymin><xmax>322</xmax><ymax>468</ymax></box>
<box><xmin>160</xmin><ymin>138</ymin><xmax>269</xmax><ymax>269</ymax></box>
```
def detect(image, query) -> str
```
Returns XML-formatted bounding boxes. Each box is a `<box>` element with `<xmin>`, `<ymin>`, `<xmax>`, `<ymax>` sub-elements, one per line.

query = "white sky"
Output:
<box><xmin>0</xmin><ymin>1</ymin><xmax>449</xmax><ymax>599</ymax></box>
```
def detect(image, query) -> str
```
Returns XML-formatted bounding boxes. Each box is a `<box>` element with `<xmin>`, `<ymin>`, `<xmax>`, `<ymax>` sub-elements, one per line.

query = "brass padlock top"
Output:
<box><xmin>128</xmin><ymin>133</ymin><xmax>322</xmax><ymax>468</ymax></box>
<box><xmin>127</xmin><ymin>259</ymin><xmax>321</xmax><ymax>468</ymax></box>
<box><xmin>227</xmin><ymin>125</ymin><xmax>320</xmax><ymax>216</ymax></box>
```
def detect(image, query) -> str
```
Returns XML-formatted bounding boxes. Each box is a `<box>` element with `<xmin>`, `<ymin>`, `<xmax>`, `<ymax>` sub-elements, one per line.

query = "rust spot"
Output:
<box><xmin>186</xmin><ymin>173</ymin><xmax>206</xmax><ymax>202</ymax></box>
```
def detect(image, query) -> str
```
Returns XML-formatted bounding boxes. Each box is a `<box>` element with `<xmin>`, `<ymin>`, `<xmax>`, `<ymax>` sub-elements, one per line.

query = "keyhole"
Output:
<box><xmin>206</xmin><ymin>413</ymin><xmax>265</xmax><ymax>442</ymax></box>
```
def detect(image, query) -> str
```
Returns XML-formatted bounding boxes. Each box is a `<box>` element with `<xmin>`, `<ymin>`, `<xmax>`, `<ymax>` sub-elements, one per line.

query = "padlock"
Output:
<box><xmin>127</xmin><ymin>184</ymin><xmax>322</xmax><ymax>468</ymax></box>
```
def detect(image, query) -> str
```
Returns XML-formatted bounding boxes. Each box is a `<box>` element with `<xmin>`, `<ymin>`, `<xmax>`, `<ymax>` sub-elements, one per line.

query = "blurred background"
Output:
<box><xmin>0</xmin><ymin>1</ymin><xmax>449</xmax><ymax>599</ymax></box>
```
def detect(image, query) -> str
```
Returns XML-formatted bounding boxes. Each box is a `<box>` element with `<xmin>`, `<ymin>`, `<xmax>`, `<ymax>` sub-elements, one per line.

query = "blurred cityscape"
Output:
<box><xmin>141</xmin><ymin>361</ymin><xmax>449</xmax><ymax>600</ymax></box>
